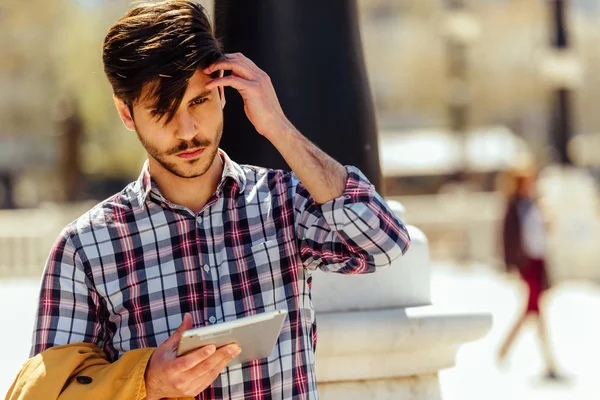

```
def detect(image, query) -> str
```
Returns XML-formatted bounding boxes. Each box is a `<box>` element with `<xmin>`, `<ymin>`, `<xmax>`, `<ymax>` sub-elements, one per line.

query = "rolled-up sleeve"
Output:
<box><xmin>293</xmin><ymin>165</ymin><xmax>410</xmax><ymax>273</ymax></box>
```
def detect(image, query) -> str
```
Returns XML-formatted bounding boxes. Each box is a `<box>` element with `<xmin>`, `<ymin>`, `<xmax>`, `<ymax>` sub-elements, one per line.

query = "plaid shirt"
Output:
<box><xmin>31</xmin><ymin>150</ymin><xmax>410</xmax><ymax>399</ymax></box>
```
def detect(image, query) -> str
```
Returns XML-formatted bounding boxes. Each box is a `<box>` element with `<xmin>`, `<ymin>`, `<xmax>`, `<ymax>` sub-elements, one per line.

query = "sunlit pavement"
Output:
<box><xmin>1</xmin><ymin>278</ymin><xmax>39</xmax><ymax>396</ymax></box>
<box><xmin>2</xmin><ymin>265</ymin><xmax>600</xmax><ymax>399</ymax></box>
<box><xmin>436</xmin><ymin>263</ymin><xmax>600</xmax><ymax>400</ymax></box>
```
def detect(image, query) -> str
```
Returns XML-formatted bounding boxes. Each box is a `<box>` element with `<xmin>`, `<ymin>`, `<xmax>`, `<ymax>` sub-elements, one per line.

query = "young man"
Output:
<box><xmin>22</xmin><ymin>1</ymin><xmax>410</xmax><ymax>399</ymax></box>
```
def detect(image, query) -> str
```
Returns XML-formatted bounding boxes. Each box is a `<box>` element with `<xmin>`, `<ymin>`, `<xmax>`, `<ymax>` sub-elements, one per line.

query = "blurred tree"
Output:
<box><xmin>358</xmin><ymin>0</ymin><xmax>448</xmax><ymax>129</ymax></box>
<box><xmin>0</xmin><ymin>0</ymin><xmax>143</xmax><ymax>204</ymax></box>
<box><xmin>548</xmin><ymin>0</ymin><xmax>574</xmax><ymax>165</ymax></box>
<box><xmin>444</xmin><ymin>0</ymin><xmax>477</xmax><ymax>179</ymax></box>
<box><xmin>0</xmin><ymin>0</ymin><xmax>65</xmax><ymax>138</ymax></box>
<box><xmin>50</xmin><ymin>1</ymin><xmax>145</xmax><ymax>179</ymax></box>
<box><xmin>55</xmin><ymin>94</ymin><xmax>84</xmax><ymax>202</ymax></box>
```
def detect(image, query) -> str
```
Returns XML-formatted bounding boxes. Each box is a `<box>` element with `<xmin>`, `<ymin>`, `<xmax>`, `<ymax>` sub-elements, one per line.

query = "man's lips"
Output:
<box><xmin>177</xmin><ymin>148</ymin><xmax>205</xmax><ymax>159</ymax></box>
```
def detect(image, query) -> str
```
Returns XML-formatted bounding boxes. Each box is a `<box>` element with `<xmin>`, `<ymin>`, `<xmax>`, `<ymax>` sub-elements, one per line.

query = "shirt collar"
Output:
<box><xmin>219</xmin><ymin>149</ymin><xmax>247</xmax><ymax>193</ymax></box>
<box><xmin>134</xmin><ymin>148</ymin><xmax>247</xmax><ymax>207</ymax></box>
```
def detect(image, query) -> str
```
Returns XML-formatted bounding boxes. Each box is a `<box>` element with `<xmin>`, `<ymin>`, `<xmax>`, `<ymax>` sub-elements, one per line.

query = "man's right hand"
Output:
<box><xmin>144</xmin><ymin>313</ymin><xmax>241</xmax><ymax>400</ymax></box>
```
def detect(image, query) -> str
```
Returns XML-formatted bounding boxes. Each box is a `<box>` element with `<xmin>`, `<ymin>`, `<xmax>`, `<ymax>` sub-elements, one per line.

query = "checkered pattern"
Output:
<box><xmin>30</xmin><ymin>150</ymin><xmax>410</xmax><ymax>399</ymax></box>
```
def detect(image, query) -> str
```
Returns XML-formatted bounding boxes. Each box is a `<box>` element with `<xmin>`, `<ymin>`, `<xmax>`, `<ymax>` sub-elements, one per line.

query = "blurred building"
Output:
<box><xmin>357</xmin><ymin>0</ymin><xmax>600</xmax><ymax>193</ymax></box>
<box><xmin>2</xmin><ymin>0</ymin><xmax>600</xmax><ymax>206</ymax></box>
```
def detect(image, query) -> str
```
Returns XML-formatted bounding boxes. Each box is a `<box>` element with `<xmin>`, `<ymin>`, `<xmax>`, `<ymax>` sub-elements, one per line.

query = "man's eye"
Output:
<box><xmin>149</xmin><ymin>110</ymin><xmax>162</xmax><ymax>120</ymax></box>
<box><xmin>192</xmin><ymin>98</ymin><xmax>208</xmax><ymax>106</ymax></box>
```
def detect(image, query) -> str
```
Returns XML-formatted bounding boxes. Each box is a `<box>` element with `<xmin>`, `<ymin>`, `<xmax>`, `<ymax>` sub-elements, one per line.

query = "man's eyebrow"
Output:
<box><xmin>143</xmin><ymin>90</ymin><xmax>213</xmax><ymax>112</ymax></box>
<box><xmin>188</xmin><ymin>90</ymin><xmax>212</xmax><ymax>105</ymax></box>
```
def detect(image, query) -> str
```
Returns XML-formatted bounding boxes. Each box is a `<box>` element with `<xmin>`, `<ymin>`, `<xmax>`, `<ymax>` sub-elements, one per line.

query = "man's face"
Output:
<box><xmin>115</xmin><ymin>69</ymin><xmax>225</xmax><ymax>179</ymax></box>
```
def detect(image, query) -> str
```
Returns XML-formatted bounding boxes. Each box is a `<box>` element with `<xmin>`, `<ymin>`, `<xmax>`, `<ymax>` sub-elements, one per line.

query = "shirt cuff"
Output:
<box><xmin>318</xmin><ymin>166</ymin><xmax>378</xmax><ymax>231</ymax></box>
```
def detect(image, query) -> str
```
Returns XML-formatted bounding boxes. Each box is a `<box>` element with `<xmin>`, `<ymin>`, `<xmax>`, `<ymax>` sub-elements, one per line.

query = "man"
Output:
<box><xmin>22</xmin><ymin>1</ymin><xmax>410</xmax><ymax>399</ymax></box>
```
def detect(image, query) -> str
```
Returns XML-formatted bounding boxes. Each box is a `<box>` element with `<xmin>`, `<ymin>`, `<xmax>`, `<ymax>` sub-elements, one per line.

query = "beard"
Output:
<box><xmin>137</xmin><ymin>120</ymin><xmax>223</xmax><ymax>179</ymax></box>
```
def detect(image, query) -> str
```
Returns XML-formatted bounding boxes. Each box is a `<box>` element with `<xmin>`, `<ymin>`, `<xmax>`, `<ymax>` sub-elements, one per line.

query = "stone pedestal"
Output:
<box><xmin>318</xmin><ymin>375</ymin><xmax>442</xmax><ymax>400</ymax></box>
<box><xmin>311</xmin><ymin>202</ymin><xmax>492</xmax><ymax>399</ymax></box>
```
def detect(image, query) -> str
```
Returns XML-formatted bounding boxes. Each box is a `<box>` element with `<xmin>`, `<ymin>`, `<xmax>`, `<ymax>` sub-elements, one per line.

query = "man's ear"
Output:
<box><xmin>113</xmin><ymin>95</ymin><xmax>136</xmax><ymax>131</ymax></box>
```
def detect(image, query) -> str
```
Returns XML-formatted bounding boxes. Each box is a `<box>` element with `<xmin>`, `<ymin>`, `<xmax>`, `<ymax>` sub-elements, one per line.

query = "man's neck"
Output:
<box><xmin>148</xmin><ymin>153</ymin><xmax>224</xmax><ymax>214</ymax></box>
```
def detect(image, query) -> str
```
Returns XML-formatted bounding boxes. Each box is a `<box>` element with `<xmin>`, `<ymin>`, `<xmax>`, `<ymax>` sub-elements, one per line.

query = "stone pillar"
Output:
<box><xmin>214</xmin><ymin>0</ymin><xmax>382</xmax><ymax>189</ymax></box>
<box><xmin>311</xmin><ymin>201</ymin><xmax>492</xmax><ymax>399</ymax></box>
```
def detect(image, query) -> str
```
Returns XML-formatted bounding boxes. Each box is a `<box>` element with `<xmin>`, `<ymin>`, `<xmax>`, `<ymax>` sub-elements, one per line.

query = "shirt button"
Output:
<box><xmin>203</xmin><ymin>264</ymin><xmax>210</xmax><ymax>273</ymax></box>
<box><xmin>196</xmin><ymin>216</ymin><xmax>203</xmax><ymax>224</ymax></box>
<box><xmin>209</xmin><ymin>316</ymin><xmax>217</xmax><ymax>324</ymax></box>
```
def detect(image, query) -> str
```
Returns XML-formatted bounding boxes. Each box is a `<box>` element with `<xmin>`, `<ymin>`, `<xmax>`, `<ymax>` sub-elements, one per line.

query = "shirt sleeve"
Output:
<box><xmin>293</xmin><ymin>165</ymin><xmax>411</xmax><ymax>273</ymax></box>
<box><xmin>30</xmin><ymin>228</ymin><xmax>105</xmax><ymax>357</ymax></box>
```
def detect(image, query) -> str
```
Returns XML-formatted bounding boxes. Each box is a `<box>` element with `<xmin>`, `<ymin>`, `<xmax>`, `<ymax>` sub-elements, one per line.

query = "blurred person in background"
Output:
<box><xmin>6</xmin><ymin>1</ymin><xmax>410</xmax><ymax>399</ymax></box>
<box><xmin>498</xmin><ymin>167</ymin><xmax>561</xmax><ymax>380</ymax></box>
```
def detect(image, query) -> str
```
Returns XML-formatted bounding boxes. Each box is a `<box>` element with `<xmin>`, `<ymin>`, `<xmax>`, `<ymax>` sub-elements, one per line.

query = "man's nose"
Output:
<box><xmin>174</xmin><ymin>111</ymin><xmax>198</xmax><ymax>141</ymax></box>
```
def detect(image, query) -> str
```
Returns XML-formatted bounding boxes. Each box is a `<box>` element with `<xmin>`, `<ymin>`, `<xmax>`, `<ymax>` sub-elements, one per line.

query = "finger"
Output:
<box><xmin>187</xmin><ymin>344</ymin><xmax>241</xmax><ymax>379</ymax></box>
<box><xmin>160</xmin><ymin>313</ymin><xmax>193</xmax><ymax>349</ymax></box>
<box><xmin>205</xmin><ymin>75</ymin><xmax>258</xmax><ymax>92</ymax></box>
<box><xmin>228</xmin><ymin>53</ymin><xmax>264</xmax><ymax>76</ymax></box>
<box><xmin>173</xmin><ymin>344</ymin><xmax>241</xmax><ymax>396</ymax></box>
<box><xmin>224</xmin><ymin>53</ymin><xmax>270</xmax><ymax>84</ymax></box>
<box><xmin>171</xmin><ymin>344</ymin><xmax>217</xmax><ymax>373</ymax></box>
<box><xmin>203</xmin><ymin>56</ymin><xmax>256</xmax><ymax>80</ymax></box>
<box><xmin>222</xmin><ymin>53</ymin><xmax>264</xmax><ymax>77</ymax></box>
<box><xmin>183</xmin><ymin>355</ymin><xmax>233</xmax><ymax>396</ymax></box>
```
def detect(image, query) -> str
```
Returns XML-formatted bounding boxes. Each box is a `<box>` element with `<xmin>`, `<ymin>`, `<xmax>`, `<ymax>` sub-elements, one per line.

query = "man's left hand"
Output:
<box><xmin>204</xmin><ymin>53</ymin><xmax>289</xmax><ymax>139</ymax></box>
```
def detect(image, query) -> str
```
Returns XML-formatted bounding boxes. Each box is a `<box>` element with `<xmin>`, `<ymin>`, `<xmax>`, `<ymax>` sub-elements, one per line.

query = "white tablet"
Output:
<box><xmin>176</xmin><ymin>309</ymin><xmax>288</xmax><ymax>365</ymax></box>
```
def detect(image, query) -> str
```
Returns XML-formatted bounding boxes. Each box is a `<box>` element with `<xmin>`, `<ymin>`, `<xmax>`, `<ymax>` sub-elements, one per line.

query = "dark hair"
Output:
<box><xmin>102</xmin><ymin>0</ymin><xmax>223</xmax><ymax>123</ymax></box>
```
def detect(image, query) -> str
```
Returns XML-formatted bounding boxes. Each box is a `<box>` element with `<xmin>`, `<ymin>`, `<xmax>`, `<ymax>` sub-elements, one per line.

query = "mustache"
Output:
<box><xmin>167</xmin><ymin>137</ymin><xmax>212</xmax><ymax>155</ymax></box>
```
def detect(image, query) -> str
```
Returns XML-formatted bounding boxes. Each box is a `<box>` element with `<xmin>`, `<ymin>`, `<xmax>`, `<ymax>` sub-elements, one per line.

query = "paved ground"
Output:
<box><xmin>1</xmin><ymin>278</ymin><xmax>39</xmax><ymax>396</ymax></box>
<box><xmin>1</xmin><ymin>264</ymin><xmax>599</xmax><ymax>399</ymax></box>
<box><xmin>435</xmin><ymin>264</ymin><xmax>600</xmax><ymax>400</ymax></box>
